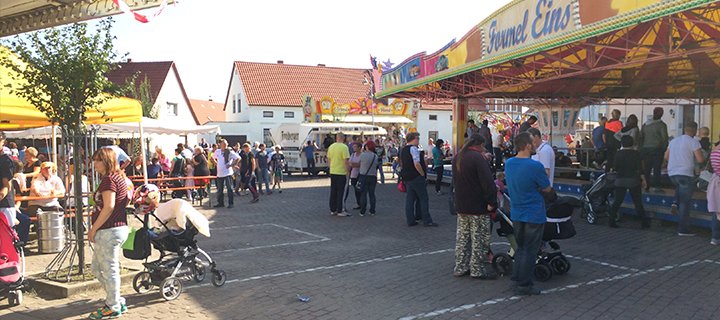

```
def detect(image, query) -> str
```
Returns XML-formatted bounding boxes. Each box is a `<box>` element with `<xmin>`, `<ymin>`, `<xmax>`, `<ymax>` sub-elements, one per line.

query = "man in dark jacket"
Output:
<box><xmin>640</xmin><ymin>107</ymin><xmax>669</xmax><ymax>191</ymax></box>
<box><xmin>400</xmin><ymin>132</ymin><xmax>438</xmax><ymax>227</ymax></box>
<box><xmin>452</xmin><ymin>134</ymin><xmax>498</xmax><ymax>279</ymax></box>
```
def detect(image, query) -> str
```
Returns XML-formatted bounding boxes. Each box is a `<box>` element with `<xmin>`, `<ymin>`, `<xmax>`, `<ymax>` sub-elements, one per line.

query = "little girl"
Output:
<box><xmin>184</xmin><ymin>157</ymin><xmax>195</xmax><ymax>200</ymax></box>
<box><xmin>495</xmin><ymin>172</ymin><xmax>507</xmax><ymax>209</ymax></box>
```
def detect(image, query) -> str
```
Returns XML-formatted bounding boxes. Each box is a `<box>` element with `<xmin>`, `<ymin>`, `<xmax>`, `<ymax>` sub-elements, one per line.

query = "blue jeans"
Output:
<box><xmin>512</xmin><ymin>221</ymin><xmax>544</xmax><ymax>288</ymax></box>
<box><xmin>670</xmin><ymin>175</ymin><xmax>695</xmax><ymax>233</ymax></box>
<box><xmin>377</xmin><ymin>165</ymin><xmax>385</xmax><ymax>184</ymax></box>
<box><xmin>216</xmin><ymin>175</ymin><xmax>234</xmax><ymax>206</ymax></box>
<box><xmin>92</xmin><ymin>226</ymin><xmax>129</xmax><ymax>313</ymax></box>
<box><xmin>358</xmin><ymin>175</ymin><xmax>377</xmax><ymax>214</ymax></box>
<box><xmin>258</xmin><ymin>168</ymin><xmax>271</xmax><ymax>193</ymax></box>
<box><xmin>404</xmin><ymin>177</ymin><xmax>433</xmax><ymax>225</ymax></box>
<box><xmin>712</xmin><ymin>213</ymin><xmax>719</xmax><ymax>240</ymax></box>
<box><xmin>16</xmin><ymin>210</ymin><xmax>31</xmax><ymax>244</ymax></box>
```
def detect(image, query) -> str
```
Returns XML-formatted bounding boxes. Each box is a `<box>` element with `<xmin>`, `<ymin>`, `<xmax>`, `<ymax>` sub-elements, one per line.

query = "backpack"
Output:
<box><xmin>122</xmin><ymin>216</ymin><xmax>151</xmax><ymax>260</ymax></box>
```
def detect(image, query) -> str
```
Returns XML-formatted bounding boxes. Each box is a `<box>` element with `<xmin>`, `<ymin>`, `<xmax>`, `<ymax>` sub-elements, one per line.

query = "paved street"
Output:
<box><xmin>2</xmin><ymin>176</ymin><xmax>720</xmax><ymax>320</ymax></box>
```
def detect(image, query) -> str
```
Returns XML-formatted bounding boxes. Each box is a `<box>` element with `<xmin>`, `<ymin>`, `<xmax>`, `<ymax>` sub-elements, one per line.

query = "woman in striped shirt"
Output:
<box><xmin>708</xmin><ymin>139</ymin><xmax>720</xmax><ymax>246</ymax></box>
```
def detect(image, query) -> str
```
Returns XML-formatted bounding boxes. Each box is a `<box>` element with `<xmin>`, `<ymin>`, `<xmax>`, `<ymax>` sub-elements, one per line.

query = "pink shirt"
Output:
<box><xmin>711</xmin><ymin>148</ymin><xmax>720</xmax><ymax>176</ymax></box>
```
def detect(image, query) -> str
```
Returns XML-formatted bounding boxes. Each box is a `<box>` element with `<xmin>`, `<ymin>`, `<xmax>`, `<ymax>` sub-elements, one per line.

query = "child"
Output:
<box><xmin>184</xmin><ymin>157</ymin><xmax>195</xmax><ymax>200</ymax></box>
<box><xmin>270</xmin><ymin>146</ymin><xmax>285</xmax><ymax>193</ymax></box>
<box><xmin>495</xmin><ymin>172</ymin><xmax>507</xmax><ymax>209</ymax></box>
<box><xmin>147</xmin><ymin>157</ymin><xmax>162</xmax><ymax>180</ymax></box>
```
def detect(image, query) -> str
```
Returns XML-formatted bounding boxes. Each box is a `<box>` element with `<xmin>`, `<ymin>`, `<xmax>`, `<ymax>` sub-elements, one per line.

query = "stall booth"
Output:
<box><xmin>270</xmin><ymin>122</ymin><xmax>386</xmax><ymax>175</ymax></box>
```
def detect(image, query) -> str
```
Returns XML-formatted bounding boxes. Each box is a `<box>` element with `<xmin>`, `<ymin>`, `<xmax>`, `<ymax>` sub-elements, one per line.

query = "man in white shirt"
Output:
<box><xmin>665</xmin><ymin>121</ymin><xmax>704</xmax><ymax>236</ymax></box>
<box><xmin>211</xmin><ymin>139</ymin><xmax>239</xmax><ymax>209</ymax></box>
<box><xmin>528</xmin><ymin>128</ymin><xmax>555</xmax><ymax>186</ymax></box>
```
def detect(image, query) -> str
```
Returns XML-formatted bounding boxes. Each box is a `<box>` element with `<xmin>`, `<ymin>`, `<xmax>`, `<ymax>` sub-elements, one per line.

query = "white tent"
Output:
<box><xmin>4</xmin><ymin>117</ymin><xmax>221</xmax><ymax>139</ymax></box>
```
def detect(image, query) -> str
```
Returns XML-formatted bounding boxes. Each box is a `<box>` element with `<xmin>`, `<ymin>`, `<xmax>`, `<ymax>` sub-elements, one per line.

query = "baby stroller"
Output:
<box><xmin>491</xmin><ymin>193</ymin><xmax>580</xmax><ymax>282</ymax></box>
<box><xmin>581</xmin><ymin>172</ymin><xmax>616</xmax><ymax>224</ymax></box>
<box><xmin>0</xmin><ymin>214</ymin><xmax>28</xmax><ymax>306</ymax></box>
<box><xmin>126</xmin><ymin>185</ymin><xmax>226</xmax><ymax>301</ymax></box>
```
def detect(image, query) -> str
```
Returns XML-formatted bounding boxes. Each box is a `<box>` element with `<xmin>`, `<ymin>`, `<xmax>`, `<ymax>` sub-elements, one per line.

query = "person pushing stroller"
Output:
<box><xmin>504</xmin><ymin>132</ymin><xmax>556</xmax><ymax>296</ymax></box>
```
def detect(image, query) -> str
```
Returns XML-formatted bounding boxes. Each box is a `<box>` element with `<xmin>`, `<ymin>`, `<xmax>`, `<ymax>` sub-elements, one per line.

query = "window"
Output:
<box><xmin>428</xmin><ymin>131</ymin><xmax>438</xmax><ymax>141</ymax></box>
<box><xmin>284</xmin><ymin>111</ymin><xmax>295</xmax><ymax>118</ymax></box>
<box><xmin>237</xmin><ymin>96</ymin><xmax>241</xmax><ymax>113</ymax></box>
<box><xmin>429</xmin><ymin>114</ymin><xmax>438</xmax><ymax>121</ymax></box>
<box><xmin>166</xmin><ymin>102</ymin><xmax>178</xmax><ymax>116</ymax></box>
<box><xmin>450</xmin><ymin>115</ymin><xmax>453</xmax><ymax>121</ymax></box>
<box><xmin>263</xmin><ymin>128</ymin><xmax>272</xmax><ymax>146</ymax></box>
<box><xmin>232</xmin><ymin>95</ymin><xmax>236</xmax><ymax>113</ymax></box>
<box><xmin>263</xmin><ymin>111</ymin><xmax>274</xmax><ymax>118</ymax></box>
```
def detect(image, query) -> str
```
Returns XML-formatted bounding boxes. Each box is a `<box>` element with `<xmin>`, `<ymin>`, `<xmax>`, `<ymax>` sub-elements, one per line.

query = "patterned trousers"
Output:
<box><xmin>454</xmin><ymin>214</ymin><xmax>492</xmax><ymax>277</ymax></box>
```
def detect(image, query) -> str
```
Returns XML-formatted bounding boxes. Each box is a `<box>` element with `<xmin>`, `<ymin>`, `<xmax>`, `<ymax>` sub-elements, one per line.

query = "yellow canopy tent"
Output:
<box><xmin>0</xmin><ymin>46</ymin><xmax>142</xmax><ymax>130</ymax></box>
<box><xmin>0</xmin><ymin>46</ymin><xmax>148</xmax><ymax>183</ymax></box>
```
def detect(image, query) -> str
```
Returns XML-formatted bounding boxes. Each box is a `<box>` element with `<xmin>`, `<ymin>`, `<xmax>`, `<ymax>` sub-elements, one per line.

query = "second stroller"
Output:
<box><xmin>492</xmin><ymin>193</ymin><xmax>581</xmax><ymax>282</ymax></box>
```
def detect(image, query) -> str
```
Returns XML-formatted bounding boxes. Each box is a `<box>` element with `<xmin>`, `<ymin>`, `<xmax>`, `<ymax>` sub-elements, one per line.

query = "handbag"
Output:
<box><xmin>355</xmin><ymin>154</ymin><xmax>376</xmax><ymax>193</ymax></box>
<box><xmin>397</xmin><ymin>178</ymin><xmax>406</xmax><ymax>193</ymax></box>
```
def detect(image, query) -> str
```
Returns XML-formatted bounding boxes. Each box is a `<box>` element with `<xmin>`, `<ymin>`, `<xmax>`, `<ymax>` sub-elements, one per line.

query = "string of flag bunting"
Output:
<box><xmin>112</xmin><ymin>0</ymin><xmax>169</xmax><ymax>23</ymax></box>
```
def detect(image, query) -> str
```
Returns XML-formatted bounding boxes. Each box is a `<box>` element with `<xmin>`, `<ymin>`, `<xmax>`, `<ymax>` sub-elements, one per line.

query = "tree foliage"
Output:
<box><xmin>0</xmin><ymin>18</ymin><xmax>122</xmax><ymax>129</ymax></box>
<box><xmin>123</xmin><ymin>74</ymin><xmax>157</xmax><ymax>119</ymax></box>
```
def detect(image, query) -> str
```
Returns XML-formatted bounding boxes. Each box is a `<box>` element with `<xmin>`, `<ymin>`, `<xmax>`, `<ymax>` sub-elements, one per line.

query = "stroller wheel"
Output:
<box><xmin>161</xmin><ymin>278</ymin><xmax>183</xmax><ymax>301</ymax></box>
<box><xmin>7</xmin><ymin>290</ymin><xmax>22</xmax><ymax>306</ymax></box>
<box><xmin>211</xmin><ymin>270</ymin><xmax>227</xmax><ymax>287</ymax></box>
<box><xmin>549</xmin><ymin>256</ymin><xmax>571</xmax><ymax>275</ymax></box>
<box><xmin>586</xmin><ymin>211</ymin><xmax>597</xmax><ymax>224</ymax></box>
<box><xmin>534</xmin><ymin>263</ymin><xmax>553</xmax><ymax>282</ymax></box>
<box><xmin>133</xmin><ymin>272</ymin><xmax>155</xmax><ymax>294</ymax></box>
<box><xmin>492</xmin><ymin>253</ymin><xmax>513</xmax><ymax>276</ymax></box>
<box><xmin>193</xmin><ymin>261</ymin><xmax>207</xmax><ymax>283</ymax></box>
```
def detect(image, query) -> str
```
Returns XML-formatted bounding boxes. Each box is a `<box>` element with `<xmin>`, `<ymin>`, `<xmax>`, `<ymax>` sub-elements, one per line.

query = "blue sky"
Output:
<box><xmin>111</xmin><ymin>0</ymin><xmax>509</xmax><ymax>102</ymax></box>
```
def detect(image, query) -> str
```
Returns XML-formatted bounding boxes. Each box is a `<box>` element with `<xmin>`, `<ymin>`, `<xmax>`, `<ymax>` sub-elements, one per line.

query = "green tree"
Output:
<box><xmin>0</xmin><ymin>18</ymin><xmax>122</xmax><ymax>275</ymax></box>
<box><xmin>124</xmin><ymin>74</ymin><xmax>157</xmax><ymax>119</ymax></box>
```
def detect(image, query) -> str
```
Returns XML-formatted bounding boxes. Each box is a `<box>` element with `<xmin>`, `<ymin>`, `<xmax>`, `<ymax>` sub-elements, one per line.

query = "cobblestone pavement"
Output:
<box><xmin>2</xmin><ymin>176</ymin><xmax>719</xmax><ymax>320</ymax></box>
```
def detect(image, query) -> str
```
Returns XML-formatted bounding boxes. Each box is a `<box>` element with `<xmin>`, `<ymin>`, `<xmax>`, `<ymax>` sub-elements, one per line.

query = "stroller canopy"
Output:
<box><xmin>155</xmin><ymin>199</ymin><xmax>211</xmax><ymax>237</ymax></box>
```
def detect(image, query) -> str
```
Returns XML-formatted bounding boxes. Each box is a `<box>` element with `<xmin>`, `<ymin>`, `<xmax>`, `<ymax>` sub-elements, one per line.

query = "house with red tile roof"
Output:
<box><xmin>189</xmin><ymin>99</ymin><xmax>225</xmax><ymax>125</ymax></box>
<box><xmin>221</xmin><ymin>60</ymin><xmax>370</xmax><ymax>145</ymax></box>
<box><xmin>107</xmin><ymin>61</ymin><xmax>201</xmax><ymax>150</ymax></box>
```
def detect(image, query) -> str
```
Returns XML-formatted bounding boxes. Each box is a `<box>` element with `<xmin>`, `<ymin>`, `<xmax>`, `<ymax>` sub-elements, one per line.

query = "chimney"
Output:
<box><xmin>127</xmin><ymin>58</ymin><xmax>132</xmax><ymax>63</ymax></box>
<box><xmin>317</xmin><ymin>64</ymin><xmax>325</xmax><ymax>67</ymax></box>
<box><xmin>277</xmin><ymin>60</ymin><xmax>284</xmax><ymax>64</ymax></box>
<box><xmin>208</xmin><ymin>96</ymin><xmax>213</xmax><ymax>102</ymax></box>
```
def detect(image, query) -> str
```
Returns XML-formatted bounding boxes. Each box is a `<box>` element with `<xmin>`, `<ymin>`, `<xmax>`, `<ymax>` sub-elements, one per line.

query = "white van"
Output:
<box><xmin>270</xmin><ymin>123</ymin><xmax>387</xmax><ymax>175</ymax></box>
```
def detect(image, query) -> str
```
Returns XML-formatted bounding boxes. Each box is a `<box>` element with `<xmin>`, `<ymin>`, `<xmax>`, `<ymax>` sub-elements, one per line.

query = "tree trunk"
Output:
<box><xmin>72</xmin><ymin>129</ymin><xmax>85</xmax><ymax>274</ymax></box>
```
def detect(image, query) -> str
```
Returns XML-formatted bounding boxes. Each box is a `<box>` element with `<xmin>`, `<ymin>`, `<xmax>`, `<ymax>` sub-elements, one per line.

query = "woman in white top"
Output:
<box><xmin>349</xmin><ymin>143</ymin><xmax>362</xmax><ymax>211</ymax></box>
<box><xmin>28</xmin><ymin>162</ymin><xmax>65</xmax><ymax>216</ymax></box>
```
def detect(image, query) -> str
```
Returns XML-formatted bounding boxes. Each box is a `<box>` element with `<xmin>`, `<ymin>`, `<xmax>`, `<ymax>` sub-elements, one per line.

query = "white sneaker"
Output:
<box><xmin>711</xmin><ymin>239</ymin><xmax>719</xmax><ymax>245</ymax></box>
<box><xmin>336</xmin><ymin>211</ymin><xmax>352</xmax><ymax>217</ymax></box>
<box><xmin>677</xmin><ymin>232</ymin><xmax>696</xmax><ymax>237</ymax></box>
<box><xmin>330</xmin><ymin>211</ymin><xmax>337</xmax><ymax>216</ymax></box>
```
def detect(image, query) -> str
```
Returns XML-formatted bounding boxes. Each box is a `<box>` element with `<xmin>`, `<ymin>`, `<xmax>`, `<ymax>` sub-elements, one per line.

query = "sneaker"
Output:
<box><xmin>670</xmin><ymin>203</ymin><xmax>678</xmax><ymax>215</ymax></box>
<box><xmin>226</xmin><ymin>204</ymin><xmax>234</xmax><ymax>209</ymax></box>
<box><xmin>352</xmin><ymin>206</ymin><xmax>361</xmax><ymax>210</ymax></box>
<box><xmin>120</xmin><ymin>303</ymin><xmax>127</xmax><ymax>313</ymax></box>
<box><xmin>677</xmin><ymin>232</ymin><xmax>696</xmax><ymax>237</ymax></box>
<box><xmin>453</xmin><ymin>270</ymin><xmax>470</xmax><ymax>277</ymax></box>
<box><xmin>359</xmin><ymin>213</ymin><xmax>365</xmax><ymax>217</ymax></box>
<box><xmin>330</xmin><ymin>211</ymin><xmax>337</xmax><ymax>216</ymax></box>
<box><xmin>711</xmin><ymin>239</ymin><xmax>719</xmax><ymax>246</ymax></box>
<box><xmin>336</xmin><ymin>211</ymin><xmax>352</xmax><ymax>217</ymax></box>
<box><xmin>369</xmin><ymin>212</ymin><xmax>376</xmax><ymax>216</ymax></box>
<box><xmin>471</xmin><ymin>271</ymin><xmax>498</xmax><ymax>280</ymax></box>
<box><xmin>88</xmin><ymin>305</ymin><xmax>121</xmax><ymax>319</ymax></box>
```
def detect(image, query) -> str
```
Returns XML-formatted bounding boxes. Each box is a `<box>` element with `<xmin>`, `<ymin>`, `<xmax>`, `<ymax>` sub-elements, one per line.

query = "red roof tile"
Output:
<box><xmin>107</xmin><ymin>61</ymin><xmax>173</xmax><ymax>103</ymax></box>
<box><xmin>421</xmin><ymin>102</ymin><xmax>453</xmax><ymax>111</ymax></box>
<box><xmin>189</xmin><ymin>99</ymin><xmax>225</xmax><ymax>125</ymax></box>
<box><xmin>230</xmin><ymin>61</ymin><xmax>370</xmax><ymax>108</ymax></box>
<box><xmin>107</xmin><ymin>61</ymin><xmax>199</xmax><ymax>125</ymax></box>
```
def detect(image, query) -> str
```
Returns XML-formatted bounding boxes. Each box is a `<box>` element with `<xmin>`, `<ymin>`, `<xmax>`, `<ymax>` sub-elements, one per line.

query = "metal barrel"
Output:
<box><xmin>37</xmin><ymin>209</ymin><xmax>65</xmax><ymax>253</ymax></box>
